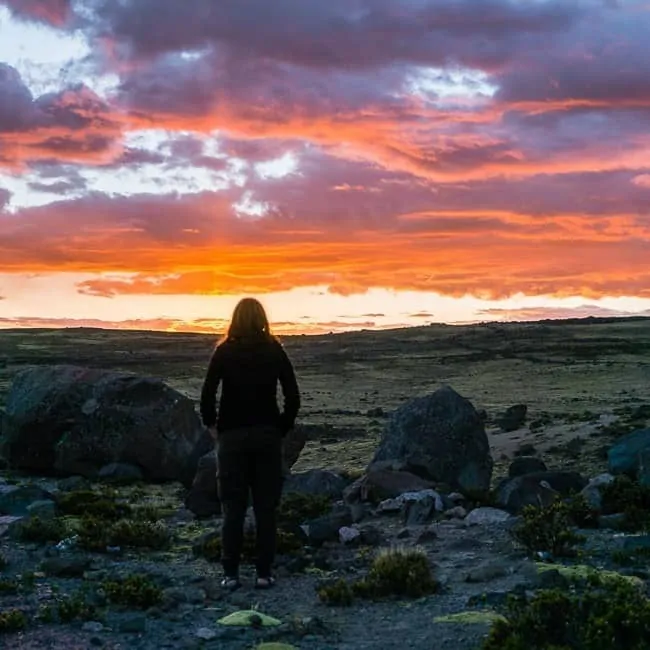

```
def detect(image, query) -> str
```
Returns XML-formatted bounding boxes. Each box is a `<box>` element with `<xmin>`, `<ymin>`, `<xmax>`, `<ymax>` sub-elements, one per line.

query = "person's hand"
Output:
<box><xmin>208</xmin><ymin>426</ymin><xmax>218</xmax><ymax>441</ymax></box>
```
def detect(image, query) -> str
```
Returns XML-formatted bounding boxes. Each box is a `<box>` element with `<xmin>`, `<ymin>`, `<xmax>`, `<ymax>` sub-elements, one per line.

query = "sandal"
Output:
<box><xmin>255</xmin><ymin>576</ymin><xmax>276</xmax><ymax>590</ymax></box>
<box><xmin>221</xmin><ymin>576</ymin><xmax>241</xmax><ymax>591</ymax></box>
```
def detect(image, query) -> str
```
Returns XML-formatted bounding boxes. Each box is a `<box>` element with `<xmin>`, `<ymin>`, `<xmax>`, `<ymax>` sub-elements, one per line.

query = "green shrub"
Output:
<box><xmin>564</xmin><ymin>494</ymin><xmax>599</xmax><ymax>529</ymax></box>
<box><xmin>77</xmin><ymin>517</ymin><xmax>169</xmax><ymax>552</ymax></box>
<box><xmin>278</xmin><ymin>493</ymin><xmax>331</xmax><ymax>527</ymax></box>
<box><xmin>482</xmin><ymin>578</ymin><xmax>650</xmax><ymax>650</ymax></box>
<box><xmin>38</xmin><ymin>591</ymin><xmax>97</xmax><ymax>624</ymax></box>
<box><xmin>102</xmin><ymin>574</ymin><xmax>162</xmax><ymax>609</ymax></box>
<box><xmin>0</xmin><ymin>579</ymin><xmax>18</xmax><ymax>594</ymax></box>
<box><xmin>16</xmin><ymin>516</ymin><xmax>69</xmax><ymax>543</ymax></box>
<box><xmin>317</xmin><ymin>547</ymin><xmax>439</xmax><ymax>604</ymax></box>
<box><xmin>57</xmin><ymin>490</ymin><xmax>131</xmax><ymax>520</ymax></box>
<box><xmin>108</xmin><ymin>519</ymin><xmax>170</xmax><ymax>550</ymax></box>
<box><xmin>352</xmin><ymin>547</ymin><xmax>439</xmax><ymax>600</ymax></box>
<box><xmin>317</xmin><ymin>579</ymin><xmax>354</xmax><ymax>606</ymax></box>
<box><xmin>601</xmin><ymin>476</ymin><xmax>650</xmax><ymax>531</ymax></box>
<box><xmin>511</xmin><ymin>500</ymin><xmax>585</xmax><ymax>557</ymax></box>
<box><xmin>0</xmin><ymin>608</ymin><xmax>27</xmax><ymax>633</ymax></box>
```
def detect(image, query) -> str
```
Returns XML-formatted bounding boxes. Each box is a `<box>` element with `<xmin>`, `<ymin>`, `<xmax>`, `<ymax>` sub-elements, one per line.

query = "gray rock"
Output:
<box><xmin>623</xmin><ymin>535</ymin><xmax>650</xmax><ymax>551</ymax></box>
<box><xmin>344</xmin><ymin>469</ymin><xmax>435</xmax><ymax>503</ymax></box>
<box><xmin>41</xmin><ymin>556</ymin><xmax>92</xmax><ymax>577</ymax></box>
<box><xmin>444</xmin><ymin>506</ymin><xmax>467</xmax><ymax>519</ymax></box>
<box><xmin>283</xmin><ymin>469</ymin><xmax>349</xmax><ymax>499</ymax></box>
<box><xmin>82</xmin><ymin>622</ymin><xmax>104</xmax><ymax>633</ymax></box>
<box><xmin>598</xmin><ymin>513</ymin><xmax>627</xmax><ymax>530</ymax></box>
<box><xmin>580</xmin><ymin>473</ymin><xmax>615</xmax><ymax>511</ymax></box>
<box><xmin>404</xmin><ymin>497</ymin><xmax>437</xmax><ymax>526</ymax></box>
<box><xmin>465</xmin><ymin>560</ymin><xmax>510</xmax><ymax>583</ymax></box>
<box><xmin>494</xmin><ymin>471</ymin><xmax>587</xmax><ymax>514</ymax></box>
<box><xmin>358</xmin><ymin>524</ymin><xmax>383</xmax><ymax>546</ymax></box>
<box><xmin>497</xmin><ymin>404</ymin><xmax>527</xmax><ymax>432</ymax></box>
<box><xmin>415</xmin><ymin>526</ymin><xmax>438</xmax><ymax>544</ymax></box>
<box><xmin>303</xmin><ymin>508</ymin><xmax>352</xmax><ymax>544</ymax></box>
<box><xmin>508</xmin><ymin>456</ymin><xmax>547</xmax><ymax>478</ymax></box>
<box><xmin>608</xmin><ymin>427</ymin><xmax>650</xmax><ymax>477</ymax></box>
<box><xmin>339</xmin><ymin>526</ymin><xmax>361</xmax><ymax>545</ymax></box>
<box><xmin>638</xmin><ymin>449</ymin><xmax>650</xmax><ymax>487</ymax></box>
<box><xmin>184</xmin><ymin>450</ymin><xmax>221</xmax><ymax>518</ymax></box>
<box><xmin>0</xmin><ymin>514</ymin><xmax>24</xmax><ymax>537</ymax></box>
<box><xmin>56</xmin><ymin>476</ymin><xmax>88</xmax><ymax>492</ymax></box>
<box><xmin>163</xmin><ymin>587</ymin><xmax>206</xmax><ymax>606</ymax></box>
<box><xmin>195</xmin><ymin>628</ymin><xmax>218</xmax><ymax>640</ymax></box>
<box><xmin>98</xmin><ymin>462</ymin><xmax>144</xmax><ymax>484</ymax></box>
<box><xmin>369</xmin><ymin>386</ymin><xmax>493</xmax><ymax>496</ymax></box>
<box><xmin>0</xmin><ymin>365</ymin><xmax>203</xmax><ymax>484</ymax></box>
<box><xmin>0</xmin><ymin>484</ymin><xmax>54</xmax><ymax>515</ymax></box>
<box><xmin>27</xmin><ymin>499</ymin><xmax>57</xmax><ymax>519</ymax></box>
<box><xmin>464</xmin><ymin>507</ymin><xmax>512</xmax><ymax>526</ymax></box>
<box><xmin>119</xmin><ymin>614</ymin><xmax>147</xmax><ymax>633</ymax></box>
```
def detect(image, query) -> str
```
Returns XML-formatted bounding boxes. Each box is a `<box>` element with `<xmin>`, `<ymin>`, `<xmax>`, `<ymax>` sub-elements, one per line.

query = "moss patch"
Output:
<box><xmin>217</xmin><ymin>610</ymin><xmax>282</xmax><ymax>627</ymax></box>
<box><xmin>535</xmin><ymin>562</ymin><xmax>644</xmax><ymax>589</ymax></box>
<box><xmin>434</xmin><ymin>611</ymin><xmax>507</xmax><ymax>625</ymax></box>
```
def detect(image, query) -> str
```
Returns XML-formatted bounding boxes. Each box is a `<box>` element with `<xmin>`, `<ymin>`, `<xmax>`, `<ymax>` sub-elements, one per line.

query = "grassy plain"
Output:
<box><xmin>1</xmin><ymin>316</ymin><xmax>649</xmax><ymax>480</ymax></box>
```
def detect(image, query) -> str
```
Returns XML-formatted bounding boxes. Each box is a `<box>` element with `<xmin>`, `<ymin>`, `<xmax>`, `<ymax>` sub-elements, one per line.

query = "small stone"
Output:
<box><xmin>41</xmin><ymin>556</ymin><xmax>91</xmax><ymax>578</ymax></box>
<box><xmin>27</xmin><ymin>499</ymin><xmax>57</xmax><ymax>519</ymax></box>
<box><xmin>0</xmin><ymin>484</ymin><xmax>53</xmax><ymax>515</ymax></box>
<box><xmin>581</xmin><ymin>473</ymin><xmax>615</xmax><ymax>511</ymax></box>
<box><xmin>339</xmin><ymin>526</ymin><xmax>361</xmax><ymax>545</ymax></box>
<box><xmin>98</xmin><ymin>462</ymin><xmax>144</xmax><ymax>485</ymax></box>
<box><xmin>82</xmin><ymin>621</ymin><xmax>104</xmax><ymax>633</ymax></box>
<box><xmin>376</xmin><ymin>498</ymin><xmax>402</xmax><ymax>514</ymax></box>
<box><xmin>396</xmin><ymin>527</ymin><xmax>411</xmax><ymax>539</ymax></box>
<box><xmin>359</xmin><ymin>524</ymin><xmax>382</xmax><ymax>546</ymax></box>
<box><xmin>465</xmin><ymin>560</ymin><xmax>510</xmax><ymax>583</ymax></box>
<box><xmin>119</xmin><ymin>614</ymin><xmax>147</xmax><ymax>634</ymax></box>
<box><xmin>195</xmin><ymin>627</ymin><xmax>218</xmax><ymax>640</ymax></box>
<box><xmin>415</xmin><ymin>526</ymin><xmax>438</xmax><ymax>544</ymax></box>
<box><xmin>445</xmin><ymin>506</ymin><xmax>467</xmax><ymax>519</ymax></box>
<box><xmin>57</xmin><ymin>476</ymin><xmax>87</xmax><ymax>492</ymax></box>
<box><xmin>348</xmin><ymin>502</ymin><xmax>366</xmax><ymax>523</ymax></box>
<box><xmin>0</xmin><ymin>514</ymin><xmax>24</xmax><ymax>538</ymax></box>
<box><xmin>508</xmin><ymin>456</ymin><xmax>547</xmax><ymax>478</ymax></box>
<box><xmin>464</xmin><ymin>507</ymin><xmax>512</xmax><ymax>526</ymax></box>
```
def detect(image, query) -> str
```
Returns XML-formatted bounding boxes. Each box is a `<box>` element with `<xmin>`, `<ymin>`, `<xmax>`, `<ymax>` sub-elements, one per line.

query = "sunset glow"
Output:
<box><xmin>1</xmin><ymin>0</ymin><xmax>650</xmax><ymax>334</ymax></box>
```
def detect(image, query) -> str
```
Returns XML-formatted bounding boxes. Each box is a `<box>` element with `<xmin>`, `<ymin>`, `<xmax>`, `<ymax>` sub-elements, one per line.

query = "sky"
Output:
<box><xmin>1</xmin><ymin>0</ymin><xmax>650</xmax><ymax>336</ymax></box>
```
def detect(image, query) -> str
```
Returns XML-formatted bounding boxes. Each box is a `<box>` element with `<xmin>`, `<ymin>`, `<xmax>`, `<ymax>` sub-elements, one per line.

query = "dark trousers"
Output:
<box><xmin>216</xmin><ymin>426</ymin><xmax>283</xmax><ymax>577</ymax></box>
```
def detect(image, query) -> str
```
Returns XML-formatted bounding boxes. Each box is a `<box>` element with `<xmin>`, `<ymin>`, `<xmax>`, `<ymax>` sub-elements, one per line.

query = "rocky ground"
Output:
<box><xmin>1</xmin><ymin>317</ymin><xmax>650</xmax><ymax>649</ymax></box>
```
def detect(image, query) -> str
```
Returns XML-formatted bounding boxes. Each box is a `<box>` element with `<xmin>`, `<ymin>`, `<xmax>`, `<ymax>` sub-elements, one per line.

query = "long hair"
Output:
<box><xmin>219</xmin><ymin>297</ymin><xmax>275</xmax><ymax>345</ymax></box>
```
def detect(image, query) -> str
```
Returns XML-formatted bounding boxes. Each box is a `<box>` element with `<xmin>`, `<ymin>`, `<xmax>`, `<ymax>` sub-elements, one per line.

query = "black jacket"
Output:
<box><xmin>199</xmin><ymin>336</ymin><xmax>300</xmax><ymax>435</ymax></box>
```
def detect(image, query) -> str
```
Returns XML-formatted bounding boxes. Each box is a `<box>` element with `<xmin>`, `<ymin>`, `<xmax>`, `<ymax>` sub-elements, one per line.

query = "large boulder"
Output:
<box><xmin>495</xmin><ymin>470</ymin><xmax>588</xmax><ymax>513</ymax></box>
<box><xmin>184</xmin><ymin>426</ymin><xmax>308</xmax><ymax>517</ymax></box>
<box><xmin>497</xmin><ymin>404</ymin><xmax>528</xmax><ymax>432</ymax></box>
<box><xmin>283</xmin><ymin>469</ymin><xmax>349</xmax><ymax>499</ymax></box>
<box><xmin>608</xmin><ymin>428</ymin><xmax>650</xmax><ymax>477</ymax></box>
<box><xmin>0</xmin><ymin>365</ymin><xmax>203</xmax><ymax>484</ymax></box>
<box><xmin>369</xmin><ymin>386</ymin><xmax>493</xmax><ymax>495</ymax></box>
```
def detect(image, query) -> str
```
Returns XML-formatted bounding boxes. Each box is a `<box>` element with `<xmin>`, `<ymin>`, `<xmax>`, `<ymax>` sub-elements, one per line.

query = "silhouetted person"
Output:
<box><xmin>200</xmin><ymin>298</ymin><xmax>300</xmax><ymax>590</ymax></box>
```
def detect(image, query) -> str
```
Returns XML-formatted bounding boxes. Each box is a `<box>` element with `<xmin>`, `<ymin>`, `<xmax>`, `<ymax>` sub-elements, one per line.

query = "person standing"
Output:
<box><xmin>200</xmin><ymin>298</ymin><xmax>301</xmax><ymax>590</ymax></box>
